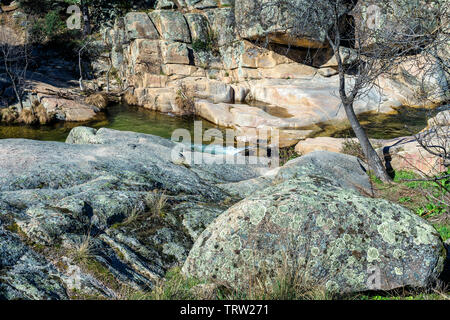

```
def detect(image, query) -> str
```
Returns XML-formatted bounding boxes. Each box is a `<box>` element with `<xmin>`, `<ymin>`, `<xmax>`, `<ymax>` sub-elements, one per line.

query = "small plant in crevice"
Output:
<box><xmin>145</xmin><ymin>190</ymin><xmax>169</xmax><ymax>219</ymax></box>
<box><xmin>69</xmin><ymin>233</ymin><xmax>95</xmax><ymax>264</ymax></box>
<box><xmin>279</xmin><ymin>145</ymin><xmax>300</xmax><ymax>166</ymax></box>
<box><xmin>121</xmin><ymin>206</ymin><xmax>143</xmax><ymax>227</ymax></box>
<box><xmin>191</xmin><ymin>30</ymin><xmax>219</xmax><ymax>56</ymax></box>
<box><xmin>175</xmin><ymin>83</ymin><xmax>195</xmax><ymax>115</ymax></box>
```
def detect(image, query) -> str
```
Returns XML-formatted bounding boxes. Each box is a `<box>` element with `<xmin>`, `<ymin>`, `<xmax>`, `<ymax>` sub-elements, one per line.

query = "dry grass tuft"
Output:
<box><xmin>70</xmin><ymin>234</ymin><xmax>94</xmax><ymax>264</ymax></box>
<box><xmin>123</xmin><ymin>91</ymin><xmax>139</xmax><ymax>106</ymax></box>
<box><xmin>121</xmin><ymin>206</ymin><xmax>142</xmax><ymax>227</ymax></box>
<box><xmin>86</xmin><ymin>93</ymin><xmax>109</xmax><ymax>110</ymax></box>
<box><xmin>225</xmin><ymin>256</ymin><xmax>332</xmax><ymax>300</ymax></box>
<box><xmin>17</xmin><ymin>108</ymin><xmax>37</xmax><ymax>125</ymax></box>
<box><xmin>145</xmin><ymin>190</ymin><xmax>168</xmax><ymax>219</ymax></box>
<box><xmin>0</xmin><ymin>107</ymin><xmax>18</xmax><ymax>123</ymax></box>
<box><xmin>35</xmin><ymin>103</ymin><xmax>51</xmax><ymax>124</ymax></box>
<box><xmin>175</xmin><ymin>83</ymin><xmax>195</xmax><ymax>115</ymax></box>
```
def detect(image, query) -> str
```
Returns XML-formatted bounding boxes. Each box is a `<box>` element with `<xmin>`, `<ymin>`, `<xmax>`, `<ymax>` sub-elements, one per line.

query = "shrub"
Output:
<box><xmin>279</xmin><ymin>145</ymin><xmax>300</xmax><ymax>166</ymax></box>
<box><xmin>17</xmin><ymin>108</ymin><xmax>37</xmax><ymax>125</ymax></box>
<box><xmin>86</xmin><ymin>93</ymin><xmax>109</xmax><ymax>110</ymax></box>
<box><xmin>340</xmin><ymin>138</ymin><xmax>366</xmax><ymax>160</ymax></box>
<box><xmin>0</xmin><ymin>108</ymin><xmax>18</xmax><ymax>123</ymax></box>
<box><xmin>175</xmin><ymin>83</ymin><xmax>195</xmax><ymax>115</ymax></box>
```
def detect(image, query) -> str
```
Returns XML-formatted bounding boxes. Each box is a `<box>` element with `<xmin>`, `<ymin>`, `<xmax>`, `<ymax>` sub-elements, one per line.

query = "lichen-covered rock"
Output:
<box><xmin>185</xmin><ymin>0</ymin><xmax>218</xmax><ymax>10</ymax></box>
<box><xmin>149</xmin><ymin>10</ymin><xmax>191</xmax><ymax>43</ymax></box>
<box><xmin>183</xmin><ymin>175</ymin><xmax>446</xmax><ymax>294</ymax></box>
<box><xmin>128</xmin><ymin>39</ymin><xmax>163</xmax><ymax>74</ymax></box>
<box><xmin>274</xmin><ymin>151</ymin><xmax>372</xmax><ymax>194</ymax></box>
<box><xmin>184</xmin><ymin>13</ymin><xmax>210</xmax><ymax>43</ymax></box>
<box><xmin>161</xmin><ymin>41</ymin><xmax>191</xmax><ymax>65</ymax></box>
<box><xmin>0</xmin><ymin>226</ymin><xmax>68</xmax><ymax>300</ymax></box>
<box><xmin>124</xmin><ymin>12</ymin><xmax>160</xmax><ymax>40</ymax></box>
<box><xmin>0</xmin><ymin>127</ymin><xmax>268</xmax><ymax>298</ymax></box>
<box><xmin>235</xmin><ymin>0</ymin><xmax>348</xmax><ymax>48</ymax></box>
<box><xmin>203</xmin><ymin>8</ymin><xmax>236</xmax><ymax>47</ymax></box>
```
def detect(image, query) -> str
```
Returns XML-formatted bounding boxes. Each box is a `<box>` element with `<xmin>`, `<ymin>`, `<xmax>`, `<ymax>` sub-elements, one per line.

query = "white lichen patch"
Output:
<box><xmin>367</xmin><ymin>247</ymin><xmax>380</xmax><ymax>263</ymax></box>
<box><xmin>316</xmin><ymin>215</ymin><xmax>326</xmax><ymax>228</ymax></box>
<box><xmin>310</xmin><ymin>247</ymin><xmax>320</xmax><ymax>257</ymax></box>
<box><xmin>414</xmin><ymin>225</ymin><xmax>438</xmax><ymax>245</ymax></box>
<box><xmin>394</xmin><ymin>267</ymin><xmax>403</xmax><ymax>276</ymax></box>
<box><xmin>393</xmin><ymin>249</ymin><xmax>405</xmax><ymax>259</ymax></box>
<box><xmin>249</xmin><ymin>202</ymin><xmax>267</xmax><ymax>225</ymax></box>
<box><xmin>377</xmin><ymin>222</ymin><xmax>397</xmax><ymax>245</ymax></box>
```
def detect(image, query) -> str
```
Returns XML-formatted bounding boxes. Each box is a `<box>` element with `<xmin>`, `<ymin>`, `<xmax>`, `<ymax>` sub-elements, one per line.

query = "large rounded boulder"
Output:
<box><xmin>183</xmin><ymin>175</ymin><xmax>446</xmax><ymax>294</ymax></box>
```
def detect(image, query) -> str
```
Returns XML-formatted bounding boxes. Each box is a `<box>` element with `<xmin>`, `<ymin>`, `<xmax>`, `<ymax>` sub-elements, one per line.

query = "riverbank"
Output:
<box><xmin>0</xmin><ymin>126</ymin><xmax>448</xmax><ymax>300</ymax></box>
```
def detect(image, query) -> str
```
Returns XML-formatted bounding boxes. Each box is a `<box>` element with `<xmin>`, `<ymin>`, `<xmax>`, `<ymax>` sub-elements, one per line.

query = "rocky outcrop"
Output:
<box><xmin>0</xmin><ymin>127</ymin><xmax>268</xmax><ymax>298</ymax></box>
<box><xmin>295</xmin><ymin>134</ymin><xmax>448</xmax><ymax>175</ymax></box>
<box><xmin>0</xmin><ymin>224</ymin><xmax>68</xmax><ymax>300</ymax></box>
<box><xmin>92</xmin><ymin>2</ymin><xmax>448</xmax><ymax>148</ymax></box>
<box><xmin>183</xmin><ymin>173</ymin><xmax>446</xmax><ymax>294</ymax></box>
<box><xmin>0</xmin><ymin>129</ymin><xmax>447</xmax><ymax>298</ymax></box>
<box><xmin>234</xmin><ymin>0</ymin><xmax>348</xmax><ymax>48</ymax></box>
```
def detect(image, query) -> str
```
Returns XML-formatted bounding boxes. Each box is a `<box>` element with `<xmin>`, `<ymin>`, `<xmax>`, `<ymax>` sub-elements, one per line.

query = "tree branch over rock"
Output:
<box><xmin>254</xmin><ymin>0</ymin><xmax>449</xmax><ymax>182</ymax></box>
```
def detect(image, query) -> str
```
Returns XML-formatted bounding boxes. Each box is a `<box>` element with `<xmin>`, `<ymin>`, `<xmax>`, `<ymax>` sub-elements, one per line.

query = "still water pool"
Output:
<box><xmin>0</xmin><ymin>104</ymin><xmax>222</xmax><ymax>142</ymax></box>
<box><xmin>0</xmin><ymin>104</ymin><xmax>443</xmax><ymax>143</ymax></box>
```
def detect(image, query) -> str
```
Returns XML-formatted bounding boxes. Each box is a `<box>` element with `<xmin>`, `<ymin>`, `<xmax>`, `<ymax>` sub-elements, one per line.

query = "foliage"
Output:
<box><xmin>191</xmin><ymin>31</ymin><xmax>219</xmax><ymax>55</ymax></box>
<box><xmin>279</xmin><ymin>145</ymin><xmax>300</xmax><ymax>166</ymax></box>
<box><xmin>175</xmin><ymin>83</ymin><xmax>195</xmax><ymax>115</ymax></box>
<box><xmin>149</xmin><ymin>267</ymin><xmax>203</xmax><ymax>300</ymax></box>
<box><xmin>376</xmin><ymin>169</ymin><xmax>449</xmax><ymax>241</ymax></box>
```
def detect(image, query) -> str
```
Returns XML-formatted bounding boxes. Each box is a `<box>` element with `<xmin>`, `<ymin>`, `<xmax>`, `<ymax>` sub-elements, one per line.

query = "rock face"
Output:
<box><xmin>0</xmin><ymin>130</ymin><xmax>446</xmax><ymax>298</ymax></box>
<box><xmin>235</xmin><ymin>0</ymin><xmax>347</xmax><ymax>48</ymax></box>
<box><xmin>0</xmin><ymin>127</ymin><xmax>267</xmax><ymax>299</ymax></box>
<box><xmin>183</xmin><ymin>174</ymin><xmax>446</xmax><ymax>294</ymax></box>
<box><xmin>92</xmin><ymin>3</ymin><xmax>447</xmax><ymax>147</ymax></box>
<box><xmin>0</xmin><ymin>224</ymin><xmax>68</xmax><ymax>300</ymax></box>
<box><xmin>295</xmin><ymin>135</ymin><xmax>448</xmax><ymax>175</ymax></box>
<box><xmin>274</xmin><ymin>151</ymin><xmax>372</xmax><ymax>194</ymax></box>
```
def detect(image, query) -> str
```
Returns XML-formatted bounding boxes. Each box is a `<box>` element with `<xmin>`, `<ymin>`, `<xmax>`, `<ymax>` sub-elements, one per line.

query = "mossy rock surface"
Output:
<box><xmin>183</xmin><ymin>175</ymin><xmax>446</xmax><ymax>294</ymax></box>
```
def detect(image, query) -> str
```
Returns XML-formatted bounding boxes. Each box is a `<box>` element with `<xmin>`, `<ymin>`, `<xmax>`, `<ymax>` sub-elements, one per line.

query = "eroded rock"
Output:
<box><xmin>183</xmin><ymin>175</ymin><xmax>446</xmax><ymax>294</ymax></box>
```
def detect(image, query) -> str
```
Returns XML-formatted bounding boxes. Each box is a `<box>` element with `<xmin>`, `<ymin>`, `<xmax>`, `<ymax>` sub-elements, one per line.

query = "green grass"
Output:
<box><xmin>147</xmin><ymin>267</ymin><xmax>204</xmax><ymax>300</ymax></box>
<box><xmin>435</xmin><ymin>225</ymin><xmax>450</xmax><ymax>241</ymax></box>
<box><xmin>375</xmin><ymin>169</ymin><xmax>449</xmax><ymax>241</ymax></box>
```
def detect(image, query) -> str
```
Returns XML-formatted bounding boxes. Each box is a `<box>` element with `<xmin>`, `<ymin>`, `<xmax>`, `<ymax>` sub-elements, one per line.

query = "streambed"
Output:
<box><xmin>0</xmin><ymin>104</ymin><xmax>441</xmax><ymax>145</ymax></box>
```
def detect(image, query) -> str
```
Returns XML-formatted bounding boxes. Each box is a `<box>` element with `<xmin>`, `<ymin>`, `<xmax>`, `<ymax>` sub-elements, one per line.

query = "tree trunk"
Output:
<box><xmin>343</xmin><ymin>101</ymin><xmax>392</xmax><ymax>182</ymax></box>
<box><xmin>81</xmin><ymin>1</ymin><xmax>91</xmax><ymax>36</ymax></box>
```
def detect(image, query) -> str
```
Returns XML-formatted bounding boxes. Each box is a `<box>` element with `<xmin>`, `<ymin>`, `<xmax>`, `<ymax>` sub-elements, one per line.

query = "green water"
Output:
<box><xmin>0</xmin><ymin>104</ymin><xmax>223</xmax><ymax>142</ymax></box>
<box><xmin>0</xmin><ymin>104</ymin><xmax>442</xmax><ymax>143</ymax></box>
<box><xmin>311</xmin><ymin>106</ymin><xmax>440</xmax><ymax>140</ymax></box>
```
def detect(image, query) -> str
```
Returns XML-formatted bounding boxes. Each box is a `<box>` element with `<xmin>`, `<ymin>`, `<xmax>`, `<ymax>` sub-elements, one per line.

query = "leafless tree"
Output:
<box><xmin>78</xmin><ymin>39</ymin><xmax>90</xmax><ymax>92</ymax></box>
<box><xmin>0</xmin><ymin>26</ymin><xmax>31</xmax><ymax>113</ymax></box>
<box><xmin>244</xmin><ymin>0</ymin><xmax>449</xmax><ymax>182</ymax></box>
<box><xmin>77</xmin><ymin>36</ymin><xmax>102</xmax><ymax>92</ymax></box>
